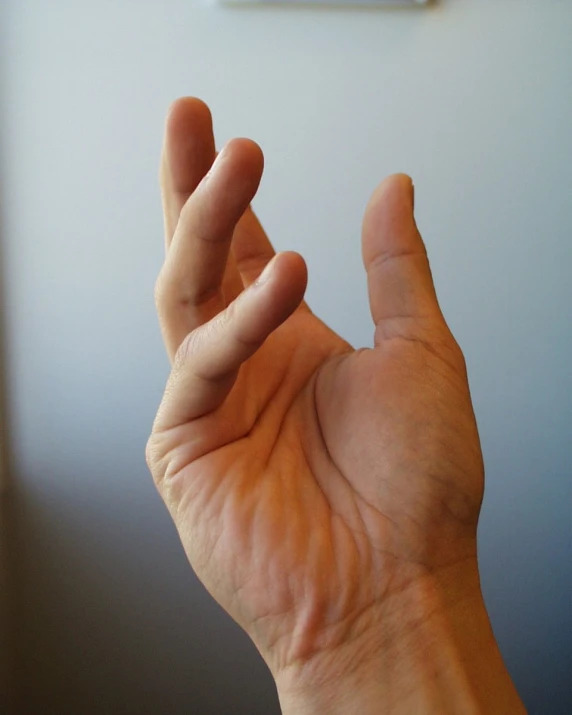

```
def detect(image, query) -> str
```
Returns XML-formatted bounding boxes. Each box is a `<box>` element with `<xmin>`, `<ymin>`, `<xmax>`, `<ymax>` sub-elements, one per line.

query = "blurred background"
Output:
<box><xmin>0</xmin><ymin>0</ymin><xmax>570</xmax><ymax>713</ymax></box>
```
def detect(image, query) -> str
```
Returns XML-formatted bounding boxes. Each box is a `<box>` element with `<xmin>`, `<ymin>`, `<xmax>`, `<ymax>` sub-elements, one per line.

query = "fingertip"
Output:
<box><xmin>276</xmin><ymin>251</ymin><xmax>308</xmax><ymax>290</ymax></box>
<box><xmin>221</xmin><ymin>137</ymin><xmax>265</xmax><ymax>178</ymax></box>
<box><xmin>290</xmin><ymin>252</ymin><xmax>308</xmax><ymax>298</ymax></box>
<box><xmin>273</xmin><ymin>251</ymin><xmax>308</xmax><ymax>316</ymax></box>
<box><xmin>365</xmin><ymin>173</ymin><xmax>414</xmax><ymax>216</ymax></box>
<box><xmin>165</xmin><ymin>97</ymin><xmax>213</xmax><ymax>134</ymax></box>
<box><xmin>161</xmin><ymin>97</ymin><xmax>216</xmax><ymax>197</ymax></box>
<box><xmin>207</xmin><ymin>138</ymin><xmax>264</xmax><ymax>204</ymax></box>
<box><xmin>253</xmin><ymin>251</ymin><xmax>305</xmax><ymax>287</ymax></box>
<box><xmin>362</xmin><ymin>173</ymin><xmax>418</xmax><ymax>262</ymax></box>
<box><xmin>249</xmin><ymin>251</ymin><xmax>307</xmax><ymax>327</ymax></box>
<box><xmin>277</xmin><ymin>250</ymin><xmax>308</xmax><ymax>280</ymax></box>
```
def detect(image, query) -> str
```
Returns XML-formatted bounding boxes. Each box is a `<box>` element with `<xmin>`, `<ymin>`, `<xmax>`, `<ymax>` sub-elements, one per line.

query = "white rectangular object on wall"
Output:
<box><xmin>221</xmin><ymin>0</ymin><xmax>428</xmax><ymax>5</ymax></box>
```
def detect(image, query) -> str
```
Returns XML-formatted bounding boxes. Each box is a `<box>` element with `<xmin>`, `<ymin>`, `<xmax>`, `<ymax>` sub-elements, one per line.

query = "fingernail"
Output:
<box><xmin>411</xmin><ymin>180</ymin><xmax>415</xmax><ymax>211</ymax></box>
<box><xmin>205</xmin><ymin>146</ymin><xmax>227</xmax><ymax>181</ymax></box>
<box><xmin>254</xmin><ymin>257</ymin><xmax>276</xmax><ymax>286</ymax></box>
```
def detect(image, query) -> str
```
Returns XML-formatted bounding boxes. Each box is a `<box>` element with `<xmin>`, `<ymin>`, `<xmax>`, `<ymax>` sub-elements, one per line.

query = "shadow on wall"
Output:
<box><xmin>0</xmin><ymin>2</ymin><xmax>16</xmax><ymax>702</ymax></box>
<box><xmin>0</xmin><ymin>1</ymin><xmax>16</xmax><ymax>704</ymax></box>
<box><xmin>7</xmin><ymin>478</ymin><xmax>282</xmax><ymax>715</ymax></box>
<box><xmin>0</xmin><ymin>182</ymin><xmax>17</xmax><ymax>714</ymax></box>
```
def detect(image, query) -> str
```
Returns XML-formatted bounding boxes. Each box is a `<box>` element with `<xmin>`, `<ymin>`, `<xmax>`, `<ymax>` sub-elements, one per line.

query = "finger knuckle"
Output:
<box><xmin>173</xmin><ymin>326</ymin><xmax>210</xmax><ymax>373</ymax></box>
<box><xmin>442</xmin><ymin>331</ymin><xmax>468</xmax><ymax>377</ymax></box>
<box><xmin>154</xmin><ymin>272</ymin><xmax>168</xmax><ymax>309</ymax></box>
<box><xmin>146</xmin><ymin>428</ymin><xmax>178</xmax><ymax>494</ymax></box>
<box><xmin>145</xmin><ymin>433</ymin><xmax>162</xmax><ymax>484</ymax></box>
<box><xmin>173</xmin><ymin>330</ymin><xmax>196</xmax><ymax>370</ymax></box>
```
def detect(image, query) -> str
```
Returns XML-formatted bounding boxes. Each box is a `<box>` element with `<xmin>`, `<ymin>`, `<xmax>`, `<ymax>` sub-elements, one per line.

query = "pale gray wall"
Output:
<box><xmin>1</xmin><ymin>1</ymin><xmax>571</xmax><ymax>713</ymax></box>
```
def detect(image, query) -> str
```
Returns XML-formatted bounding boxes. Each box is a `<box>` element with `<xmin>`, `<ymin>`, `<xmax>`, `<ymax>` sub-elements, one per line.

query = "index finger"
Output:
<box><xmin>160</xmin><ymin>97</ymin><xmax>216</xmax><ymax>249</ymax></box>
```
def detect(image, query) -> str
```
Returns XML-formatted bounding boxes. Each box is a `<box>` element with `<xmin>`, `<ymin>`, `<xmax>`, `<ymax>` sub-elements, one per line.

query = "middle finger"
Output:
<box><xmin>156</xmin><ymin>138</ymin><xmax>265</xmax><ymax>358</ymax></box>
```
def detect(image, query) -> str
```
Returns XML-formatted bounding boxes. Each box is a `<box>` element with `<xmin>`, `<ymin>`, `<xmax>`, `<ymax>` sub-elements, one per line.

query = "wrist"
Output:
<box><xmin>275</xmin><ymin>560</ymin><xmax>525</xmax><ymax>715</ymax></box>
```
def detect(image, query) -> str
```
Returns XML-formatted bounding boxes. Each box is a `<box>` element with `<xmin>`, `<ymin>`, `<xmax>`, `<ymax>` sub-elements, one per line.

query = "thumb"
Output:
<box><xmin>362</xmin><ymin>174</ymin><xmax>443</xmax><ymax>343</ymax></box>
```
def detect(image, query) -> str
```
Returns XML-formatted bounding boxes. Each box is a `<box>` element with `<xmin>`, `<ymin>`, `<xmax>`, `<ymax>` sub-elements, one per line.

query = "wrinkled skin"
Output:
<box><xmin>146</xmin><ymin>98</ymin><xmax>484</xmax><ymax>685</ymax></box>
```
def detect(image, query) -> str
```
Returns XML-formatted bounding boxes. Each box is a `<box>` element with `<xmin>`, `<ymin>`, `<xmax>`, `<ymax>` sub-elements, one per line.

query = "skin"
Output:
<box><xmin>146</xmin><ymin>97</ymin><xmax>527</xmax><ymax>714</ymax></box>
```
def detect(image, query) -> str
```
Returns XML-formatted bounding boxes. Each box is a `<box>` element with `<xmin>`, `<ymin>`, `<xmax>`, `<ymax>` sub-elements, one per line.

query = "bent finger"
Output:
<box><xmin>154</xmin><ymin>251</ymin><xmax>308</xmax><ymax>431</ymax></box>
<box><xmin>157</xmin><ymin>138</ymin><xmax>264</xmax><ymax>359</ymax></box>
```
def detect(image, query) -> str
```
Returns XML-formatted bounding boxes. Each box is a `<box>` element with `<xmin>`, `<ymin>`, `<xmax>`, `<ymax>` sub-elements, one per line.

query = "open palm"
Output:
<box><xmin>146</xmin><ymin>99</ymin><xmax>485</xmax><ymax>687</ymax></box>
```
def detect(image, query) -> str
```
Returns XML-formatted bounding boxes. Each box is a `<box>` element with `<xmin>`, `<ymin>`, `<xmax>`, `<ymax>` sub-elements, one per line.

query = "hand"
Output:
<box><xmin>147</xmin><ymin>98</ymin><xmax>525</xmax><ymax>714</ymax></box>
